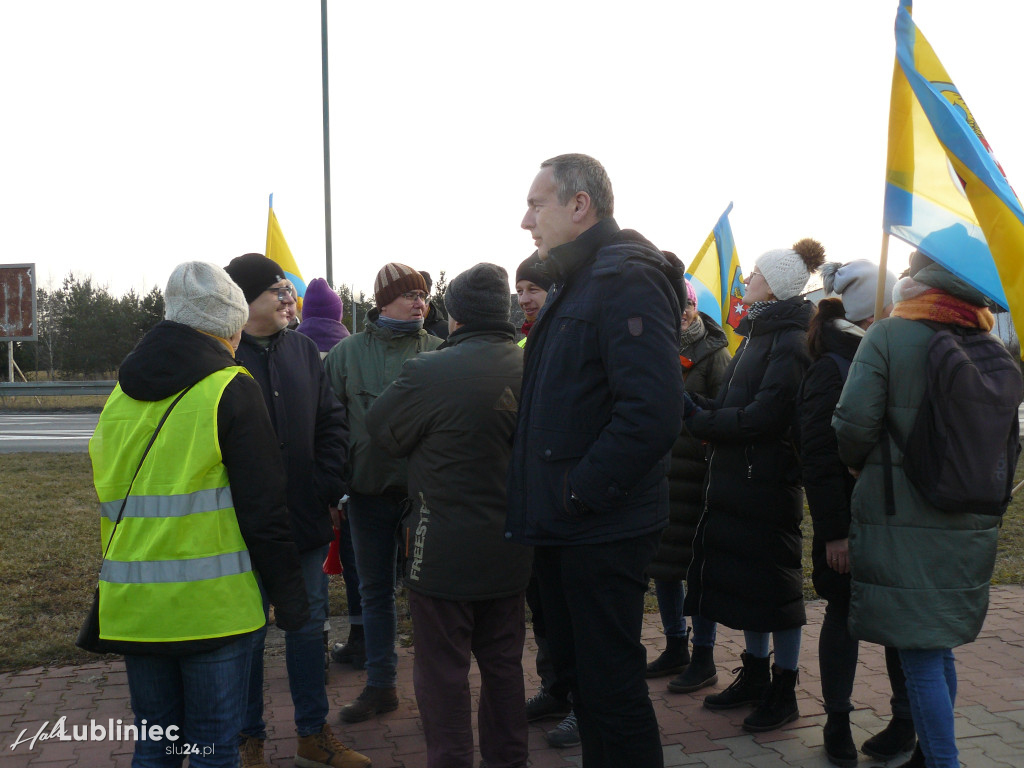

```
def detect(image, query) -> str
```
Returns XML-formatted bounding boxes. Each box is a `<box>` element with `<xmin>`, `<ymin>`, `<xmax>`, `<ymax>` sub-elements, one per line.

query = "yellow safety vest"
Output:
<box><xmin>89</xmin><ymin>367</ymin><xmax>265</xmax><ymax>643</ymax></box>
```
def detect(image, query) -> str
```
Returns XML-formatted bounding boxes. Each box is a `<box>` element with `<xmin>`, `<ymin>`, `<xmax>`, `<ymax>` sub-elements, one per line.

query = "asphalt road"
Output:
<box><xmin>1</xmin><ymin>406</ymin><xmax>1022</xmax><ymax>455</ymax></box>
<box><xmin>0</xmin><ymin>413</ymin><xmax>99</xmax><ymax>453</ymax></box>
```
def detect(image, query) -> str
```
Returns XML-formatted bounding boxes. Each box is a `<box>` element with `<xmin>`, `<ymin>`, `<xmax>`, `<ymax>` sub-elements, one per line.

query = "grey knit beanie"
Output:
<box><xmin>755</xmin><ymin>238</ymin><xmax>827</xmax><ymax>300</ymax></box>
<box><xmin>165</xmin><ymin>261</ymin><xmax>249</xmax><ymax>338</ymax></box>
<box><xmin>445</xmin><ymin>263</ymin><xmax>511</xmax><ymax>325</ymax></box>
<box><xmin>821</xmin><ymin>259</ymin><xmax>897</xmax><ymax>322</ymax></box>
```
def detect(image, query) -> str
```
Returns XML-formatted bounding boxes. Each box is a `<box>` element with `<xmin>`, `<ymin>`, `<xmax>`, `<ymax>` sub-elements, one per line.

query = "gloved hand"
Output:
<box><xmin>683</xmin><ymin>391</ymin><xmax>700</xmax><ymax>419</ymax></box>
<box><xmin>273</xmin><ymin>603</ymin><xmax>311</xmax><ymax>632</ymax></box>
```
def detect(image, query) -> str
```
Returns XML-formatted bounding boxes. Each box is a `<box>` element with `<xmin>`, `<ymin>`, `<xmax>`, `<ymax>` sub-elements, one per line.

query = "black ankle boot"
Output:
<box><xmin>703</xmin><ymin>652</ymin><xmax>770</xmax><ymax>710</ymax></box>
<box><xmin>330</xmin><ymin>624</ymin><xmax>366</xmax><ymax>669</ymax></box>
<box><xmin>668</xmin><ymin>643</ymin><xmax>717</xmax><ymax>693</ymax></box>
<box><xmin>823</xmin><ymin>711</ymin><xmax>858</xmax><ymax>768</ymax></box>
<box><xmin>862</xmin><ymin>716</ymin><xmax>916</xmax><ymax>760</ymax></box>
<box><xmin>892</xmin><ymin>743</ymin><xmax>926</xmax><ymax>768</ymax></box>
<box><xmin>742</xmin><ymin>664</ymin><xmax>799</xmax><ymax>732</ymax></box>
<box><xmin>646</xmin><ymin>630</ymin><xmax>690</xmax><ymax>678</ymax></box>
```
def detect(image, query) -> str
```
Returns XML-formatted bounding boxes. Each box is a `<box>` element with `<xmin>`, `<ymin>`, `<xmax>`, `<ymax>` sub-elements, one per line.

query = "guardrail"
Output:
<box><xmin>0</xmin><ymin>381</ymin><xmax>116</xmax><ymax>397</ymax></box>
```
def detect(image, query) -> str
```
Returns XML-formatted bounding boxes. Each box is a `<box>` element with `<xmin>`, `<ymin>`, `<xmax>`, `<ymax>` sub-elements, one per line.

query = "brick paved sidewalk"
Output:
<box><xmin>3</xmin><ymin>586</ymin><xmax>1023</xmax><ymax>767</ymax></box>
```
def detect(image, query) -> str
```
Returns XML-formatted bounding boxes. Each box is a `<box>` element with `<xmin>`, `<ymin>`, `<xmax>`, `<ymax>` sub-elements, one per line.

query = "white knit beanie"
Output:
<box><xmin>821</xmin><ymin>259</ymin><xmax>898</xmax><ymax>323</ymax></box>
<box><xmin>165</xmin><ymin>261</ymin><xmax>249</xmax><ymax>338</ymax></box>
<box><xmin>754</xmin><ymin>238</ymin><xmax>827</xmax><ymax>301</ymax></box>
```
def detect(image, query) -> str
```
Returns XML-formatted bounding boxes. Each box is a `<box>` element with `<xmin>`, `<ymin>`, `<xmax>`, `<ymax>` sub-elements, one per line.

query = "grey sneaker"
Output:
<box><xmin>545</xmin><ymin>710</ymin><xmax>580</xmax><ymax>748</ymax></box>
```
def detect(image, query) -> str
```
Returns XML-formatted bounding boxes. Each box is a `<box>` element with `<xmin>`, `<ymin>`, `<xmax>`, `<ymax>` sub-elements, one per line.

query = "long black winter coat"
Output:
<box><xmin>683</xmin><ymin>298</ymin><xmax>812</xmax><ymax>632</ymax></box>
<box><xmin>648</xmin><ymin>313</ymin><xmax>731</xmax><ymax>583</ymax></box>
<box><xmin>236</xmin><ymin>328</ymin><xmax>349</xmax><ymax>552</ymax></box>
<box><xmin>796</xmin><ymin>320</ymin><xmax>862</xmax><ymax>603</ymax></box>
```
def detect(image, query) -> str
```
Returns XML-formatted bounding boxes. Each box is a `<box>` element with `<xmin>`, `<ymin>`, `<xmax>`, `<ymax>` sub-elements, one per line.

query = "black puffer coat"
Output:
<box><xmin>683</xmin><ymin>297</ymin><xmax>812</xmax><ymax>632</ymax></box>
<box><xmin>648</xmin><ymin>313</ymin><xmax>731</xmax><ymax>583</ymax></box>
<box><xmin>796</xmin><ymin>318</ymin><xmax>862</xmax><ymax>603</ymax></box>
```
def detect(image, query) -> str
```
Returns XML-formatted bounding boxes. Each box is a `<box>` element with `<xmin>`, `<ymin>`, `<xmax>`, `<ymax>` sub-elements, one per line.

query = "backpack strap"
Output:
<box><xmin>824</xmin><ymin>352</ymin><xmax>851</xmax><ymax>383</ymax></box>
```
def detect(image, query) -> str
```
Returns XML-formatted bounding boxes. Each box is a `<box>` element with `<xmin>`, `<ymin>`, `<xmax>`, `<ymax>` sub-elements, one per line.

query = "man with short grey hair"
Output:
<box><xmin>508</xmin><ymin>153</ymin><xmax>685</xmax><ymax>768</ymax></box>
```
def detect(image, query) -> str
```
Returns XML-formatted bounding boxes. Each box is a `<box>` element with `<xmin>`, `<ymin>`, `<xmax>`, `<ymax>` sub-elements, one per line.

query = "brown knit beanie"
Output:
<box><xmin>374</xmin><ymin>263</ymin><xmax>427</xmax><ymax>308</ymax></box>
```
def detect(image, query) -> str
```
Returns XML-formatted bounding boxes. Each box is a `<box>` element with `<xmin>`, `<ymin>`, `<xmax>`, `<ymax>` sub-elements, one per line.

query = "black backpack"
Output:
<box><xmin>882</xmin><ymin>322</ymin><xmax>1023</xmax><ymax>517</ymax></box>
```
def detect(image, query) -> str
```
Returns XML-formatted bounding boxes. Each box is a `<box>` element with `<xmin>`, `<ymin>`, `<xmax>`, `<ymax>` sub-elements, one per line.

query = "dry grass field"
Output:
<box><xmin>0</xmin><ymin>452</ymin><xmax>1021</xmax><ymax>672</ymax></box>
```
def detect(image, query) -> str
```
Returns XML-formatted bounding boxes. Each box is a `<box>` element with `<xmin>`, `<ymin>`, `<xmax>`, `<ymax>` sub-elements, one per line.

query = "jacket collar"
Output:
<box><xmin>442</xmin><ymin>320</ymin><xmax>516</xmax><ymax>348</ymax></box>
<box><xmin>544</xmin><ymin>218</ymin><xmax>620</xmax><ymax>284</ymax></box>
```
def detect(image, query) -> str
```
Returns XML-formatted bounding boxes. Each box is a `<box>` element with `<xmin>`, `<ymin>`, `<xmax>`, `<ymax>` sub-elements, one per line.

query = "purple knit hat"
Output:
<box><xmin>295</xmin><ymin>278</ymin><xmax>350</xmax><ymax>352</ymax></box>
<box><xmin>301</xmin><ymin>278</ymin><xmax>342</xmax><ymax>321</ymax></box>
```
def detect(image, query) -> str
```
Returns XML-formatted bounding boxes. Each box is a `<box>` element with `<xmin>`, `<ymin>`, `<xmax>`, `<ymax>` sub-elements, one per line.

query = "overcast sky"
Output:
<box><xmin>2</xmin><ymin>0</ymin><xmax>1022</xmax><ymax>301</ymax></box>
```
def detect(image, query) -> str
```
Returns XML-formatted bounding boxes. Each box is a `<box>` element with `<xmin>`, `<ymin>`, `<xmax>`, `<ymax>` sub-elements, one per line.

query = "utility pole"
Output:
<box><xmin>321</xmin><ymin>0</ymin><xmax>334</xmax><ymax>287</ymax></box>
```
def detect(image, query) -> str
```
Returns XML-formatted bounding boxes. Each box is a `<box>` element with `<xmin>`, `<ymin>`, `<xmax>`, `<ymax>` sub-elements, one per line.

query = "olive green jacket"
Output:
<box><xmin>324</xmin><ymin>317</ymin><xmax>442</xmax><ymax>495</ymax></box>
<box><xmin>832</xmin><ymin>265</ymin><xmax>1001</xmax><ymax>650</ymax></box>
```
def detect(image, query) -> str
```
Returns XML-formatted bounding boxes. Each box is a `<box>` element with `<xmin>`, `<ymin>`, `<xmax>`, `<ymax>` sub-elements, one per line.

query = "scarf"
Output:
<box><xmin>376</xmin><ymin>315</ymin><xmax>425</xmax><ymax>334</ymax></box>
<box><xmin>743</xmin><ymin>300</ymin><xmax>775</xmax><ymax>322</ymax></box>
<box><xmin>521</xmin><ymin>319</ymin><xmax>535</xmax><ymax>338</ymax></box>
<box><xmin>890</xmin><ymin>277</ymin><xmax>995</xmax><ymax>331</ymax></box>
<box><xmin>679</xmin><ymin>313</ymin><xmax>705</xmax><ymax>351</ymax></box>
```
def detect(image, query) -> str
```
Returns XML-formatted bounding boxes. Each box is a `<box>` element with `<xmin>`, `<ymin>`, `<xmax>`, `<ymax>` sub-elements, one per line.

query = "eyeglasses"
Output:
<box><xmin>266</xmin><ymin>285</ymin><xmax>296</xmax><ymax>302</ymax></box>
<box><xmin>400</xmin><ymin>291</ymin><xmax>428</xmax><ymax>302</ymax></box>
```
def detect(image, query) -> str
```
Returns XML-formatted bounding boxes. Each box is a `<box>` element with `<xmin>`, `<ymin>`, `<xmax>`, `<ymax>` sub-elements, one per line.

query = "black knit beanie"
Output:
<box><xmin>445</xmin><ymin>263</ymin><xmax>511</xmax><ymax>325</ymax></box>
<box><xmin>224</xmin><ymin>253</ymin><xmax>286</xmax><ymax>304</ymax></box>
<box><xmin>515</xmin><ymin>252</ymin><xmax>553</xmax><ymax>291</ymax></box>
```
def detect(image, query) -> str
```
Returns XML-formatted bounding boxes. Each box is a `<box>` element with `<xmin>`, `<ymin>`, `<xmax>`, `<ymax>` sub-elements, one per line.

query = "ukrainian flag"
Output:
<box><xmin>266</xmin><ymin>194</ymin><xmax>307</xmax><ymax>312</ymax></box>
<box><xmin>686</xmin><ymin>202</ymin><xmax>746</xmax><ymax>354</ymax></box>
<box><xmin>884</xmin><ymin>0</ymin><xmax>1024</xmax><ymax>337</ymax></box>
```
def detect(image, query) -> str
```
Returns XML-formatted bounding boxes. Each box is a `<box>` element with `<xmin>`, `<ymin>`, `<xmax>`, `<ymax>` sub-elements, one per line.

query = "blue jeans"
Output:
<box><xmin>900</xmin><ymin>648</ymin><xmax>958</xmax><ymax>768</ymax></box>
<box><xmin>654</xmin><ymin>579</ymin><xmax>717</xmax><ymax>646</ymax></box>
<box><xmin>338</xmin><ymin>514</ymin><xmax>362</xmax><ymax>622</ymax></box>
<box><xmin>744</xmin><ymin>627</ymin><xmax>802</xmax><ymax>670</ymax></box>
<box><xmin>348</xmin><ymin>491</ymin><xmax>405</xmax><ymax>688</ymax></box>
<box><xmin>124</xmin><ymin>634</ymin><xmax>252</xmax><ymax>768</ymax></box>
<box><xmin>243</xmin><ymin>544</ymin><xmax>330</xmax><ymax>738</ymax></box>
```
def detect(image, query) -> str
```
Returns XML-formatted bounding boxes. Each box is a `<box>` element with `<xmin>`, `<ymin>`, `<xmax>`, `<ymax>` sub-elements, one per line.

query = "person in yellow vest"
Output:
<box><xmin>90</xmin><ymin>262</ymin><xmax>357</xmax><ymax>767</ymax></box>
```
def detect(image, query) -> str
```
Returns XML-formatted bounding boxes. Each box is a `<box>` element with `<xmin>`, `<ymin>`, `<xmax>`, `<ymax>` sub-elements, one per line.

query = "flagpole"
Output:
<box><xmin>875</xmin><ymin>231</ymin><xmax>891</xmax><ymax>320</ymax></box>
<box><xmin>321</xmin><ymin>0</ymin><xmax>334</xmax><ymax>288</ymax></box>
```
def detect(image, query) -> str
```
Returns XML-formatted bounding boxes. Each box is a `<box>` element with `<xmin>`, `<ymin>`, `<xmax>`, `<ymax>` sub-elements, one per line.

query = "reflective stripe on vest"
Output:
<box><xmin>89</xmin><ymin>367</ymin><xmax>265</xmax><ymax>643</ymax></box>
<box><xmin>99</xmin><ymin>486</ymin><xmax>234</xmax><ymax>523</ymax></box>
<box><xmin>100</xmin><ymin>550</ymin><xmax>253</xmax><ymax>584</ymax></box>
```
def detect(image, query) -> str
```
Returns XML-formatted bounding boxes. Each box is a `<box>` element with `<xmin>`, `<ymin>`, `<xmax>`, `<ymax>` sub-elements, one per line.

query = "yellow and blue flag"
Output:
<box><xmin>883</xmin><ymin>0</ymin><xmax>1024</xmax><ymax>335</ymax></box>
<box><xmin>686</xmin><ymin>202</ymin><xmax>746</xmax><ymax>354</ymax></box>
<box><xmin>266</xmin><ymin>194</ymin><xmax>307</xmax><ymax>312</ymax></box>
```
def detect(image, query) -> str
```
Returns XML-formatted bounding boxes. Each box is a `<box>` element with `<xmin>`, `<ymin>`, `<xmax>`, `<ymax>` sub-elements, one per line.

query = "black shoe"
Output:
<box><xmin>339</xmin><ymin>684</ymin><xmax>399</xmax><ymax>723</ymax></box>
<box><xmin>862</xmin><ymin>716</ymin><xmax>916</xmax><ymax>760</ymax></box>
<box><xmin>646</xmin><ymin>632</ymin><xmax>690</xmax><ymax>678</ymax></box>
<box><xmin>742</xmin><ymin>664</ymin><xmax>799</xmax><ymax>732</ymax></box>
<box><xmin>823</xmin><ymin>711</ymin><xmax>858</xmax><ymax>768</ymax></box>
<box><xmin>668</xmin><ymin>644</ymin><xmax>717</xmax><ymax>693</ymax></box>
<box><xmin>545</xmin><ymin>711</ymin><xmax>580</xmax><ymax>748</ymax></box>
<box><xmin>525</xmin><ymin>689</ymin><xmax>572</xmax><ymax>722</ymax></box>
<box><xmin>892</xmin><ymin>743</ymin><xmax>926</xmax><ymax>768</ymax></box>
<box><xmin>703</xmin><ymin>652</ymin><xmax>770</xmax><ymax>710</ymax></box>
<box><xmin>330</xmin><ymin>625</ymin><xmax>366</xmax><ymax>670</ymax></box>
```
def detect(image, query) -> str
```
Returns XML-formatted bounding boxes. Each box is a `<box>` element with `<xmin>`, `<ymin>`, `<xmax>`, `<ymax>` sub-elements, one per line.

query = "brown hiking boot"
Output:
<box><xmin>239</xmin><ymin>735</ymin><xmax>269</xmax><ymax>768</ymax></box>
<box><xmin>338</xmin><ymin>685</ymin><xmax>399</xmax><ymax>723</ymax></box>
<box><xmin>296</xmin><ymin>723</ymin><xmax>372</xmax><ymax>768</ymax></box>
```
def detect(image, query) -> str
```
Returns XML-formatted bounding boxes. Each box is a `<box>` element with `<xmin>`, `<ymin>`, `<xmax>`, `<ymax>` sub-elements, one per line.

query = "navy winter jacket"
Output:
<box><xmin>506</xmin><ymin>218</ymin><xmax>685</xmax><ymax>545</ymax></box>
<box><xmin>236</xmin><ymin>328</ymin><xmax>349</xmax><ymax>552</ymax></box>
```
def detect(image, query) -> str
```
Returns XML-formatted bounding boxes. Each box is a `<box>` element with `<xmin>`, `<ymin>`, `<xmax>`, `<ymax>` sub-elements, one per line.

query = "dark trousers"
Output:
<box><xmin>408</xmin><ymin>590</ymin><xmax>528</xmax><ymax>768</ymax></box>
<box><xmin>533</xmin><ymin>532</ymin><xmax>663</xmax><ymax>768</ymax></box>
<box><xmin>819</xmin><ymin>596</ymin><xmax>910</xmax><ymax>718</ymax></box>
